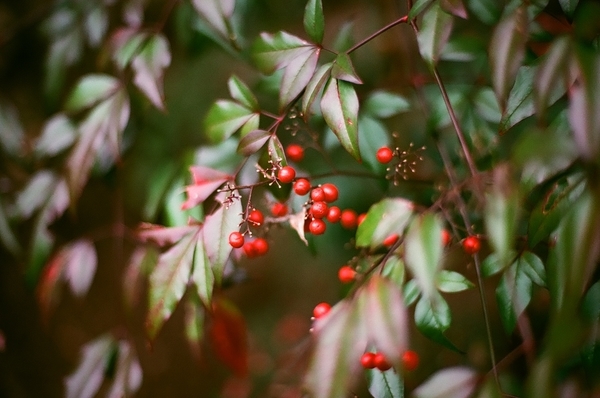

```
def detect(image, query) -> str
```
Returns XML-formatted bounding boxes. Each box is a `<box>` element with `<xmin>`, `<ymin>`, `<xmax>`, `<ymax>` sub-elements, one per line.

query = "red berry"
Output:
<box><xmin>321</xmin><ymin>183</ymin><xmax>339</xmax><ymax>203</ymax></box>
<box><xmin>278</xmin><ymin>166</ymin><xmax>296</xmax><ymax>183</ymax></box>
<box><xmin>286</xmin><ymin>144</ymin><xmax>304</xmax><ymax>162</ymax></box>
<box><xmin>402</xmin><ymin>350</ymin><xmax>419</xmax><ymax>371</ymax></box>
<box><xmin>326</xmin><ymin>206</ymin><xmax>341</xmax><ymax>223</ymax></box>
<box><xmin>376</xmin><ymin>147</ymin><xmax>394</xmax><ymax>164</ymax></box>
<box><xmin>313</xmin><ymin>302</ymin><xmax>331</xmax><ymax>319</ymax></box>
<box><xmin>462</xmin><ymin>235</ymin><xmax>481</xmax><ymax>255</ymax></box>
<box><xmin>271</xmin><ymin>202</ymin><xmax>288</xmax><ymax>217</ymax></box>
<box><xmin>338</xmin><ymin>266</ymin><xmax>356</xmax><ymax>283</ymax></box>
<box><xmin>442</xmin><ymin>229</ymin><xmax>452</xmax><ymax>246</ymax></box>
<box><xmin>243</xmin><ymin>241</ymin><xmax>258</xmax><ymax>258</ymax></box>
<box><xmin>310</xmin><ymin>187</ymin><xmax>325</xmax><ymax>202</ymax></box>
<box><xmin>383</xmin><ymin>234</ymin><xmax>399</xmax><ymax>247</ymax></box>
<box><xmin>253</xmin><ymin>237</ymin><xmax>269</xmax><ymax>256</ymax></box>
<box><xmin>360</xmin><ymin>352</ymin><xmax>376</xmax><ymax>369</ymax></box>
<box><xmin>374</xmin><ymin>352</ymin><xmax>392</xmax><ymax>371</ymax></box>
<box><xmin>228</xmin><ymin>232</ymin><xmax>245</xmax><ymax>248</ymax></box>
<box><xmin>357</xmin><ymin>213</ymin><xmax>367</xmax><ymax>226</ymax></box>
<box><xmin>340</xmin><ymin>209</ymin><xmax>358</xmax><ymax>229</ymax></box>
<box><xmin>293</xmin><ymin>178</ymin><xmax>311</xmax><ymax>196</ymax></box>
<box><xmin>248</xmin><ymin>209</ymin><xmax>264</xmax><ymax>226</ymax></box>
<box><xmin>309</xmin><ymin>219</ymin><xmax>326</xmax><ymax>235</ymax></box>
<box><xmin>310</xmin><ymin>201</ymin><xmax>328</xmax><ymax>219</ymax></box>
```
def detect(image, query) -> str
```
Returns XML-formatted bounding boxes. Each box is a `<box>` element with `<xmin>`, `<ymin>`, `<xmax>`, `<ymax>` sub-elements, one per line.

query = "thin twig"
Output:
<box><xmin>347</xmin><ymin>16</ymin><xmax>408</xmax><ymax>54</ymax></box>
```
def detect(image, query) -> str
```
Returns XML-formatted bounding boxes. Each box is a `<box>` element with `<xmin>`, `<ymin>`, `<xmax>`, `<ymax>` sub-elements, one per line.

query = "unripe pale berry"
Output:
<box><xmin>338</xmin><ymin>266</ymin><xmax>356</xmax><ymax>283</ymax></box>
<box><xmin>321</xmin><ymin>183</ymin><xmax>339</xmax><ymax>203</ymax></box>
<box><xmin>277</xmin><ymin>166</ymin><xmax>296</xmax><ymax>183</ymax></box>
<box><xmin>293</xmin><ymin>178</ymin><xmax>311</xmax><ymax>196</ymax></box>
<box><xmin>228</xmin><ymin>231</ymin><xmax>245</xmax><ymax>248</ymax></box>
<box><xmin>376</xmin><ymin>147</ymin><xmax>394</xmax><ymax>164</ymax></box>
<box><xmin>462</xmin><ymin>235</ymin><xmax>481</xmax><ymax>255</ymax></box>
<box><xmin>248</xmin><ymin>209</ymin><xmax>264</xmax><ymax>226</ymax></box>
<box><xmin>312</xmin><ymin>302</ymin><xmax>331</xmax><ymax>319</ymax></box>
<box><xmin>285</xmin><ymin>144</ymin><xmax>304</xmax><ymax>162</ymax></box>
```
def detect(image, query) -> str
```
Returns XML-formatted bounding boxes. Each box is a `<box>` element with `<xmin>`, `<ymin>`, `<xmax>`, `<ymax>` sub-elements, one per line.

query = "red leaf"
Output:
<box><xmin>181</xmin><ymin>166</ymin><xmax>231</xmax><ymax>210</ymax></box>
<box><xmin>136</xmin><ymin>223</ymin><xmax>198</xmax><ymax>247</ymax></box>
<box><xmin>209</xmin><ymin>298</ymin><xmax>248</xmax><ymax>377</ymax></box>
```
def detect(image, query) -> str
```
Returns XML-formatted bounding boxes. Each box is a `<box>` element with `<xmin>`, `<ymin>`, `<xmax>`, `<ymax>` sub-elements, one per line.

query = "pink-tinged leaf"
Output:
<box><xmin>35</xmin><ymin>113</ymin><xmax>76</xmax><ymax>158</ymax></box>
<box><xmin>106</xmin><ymin>341</ymin><xmax>143</xmax><ymax>398</ymax></box>
<box><xmin>181</xmin><ymin>165</ymin><xmax>231</xmax><ymax>210</ymax></box>
<box><xmin>63</xmin><ymin>239</ymin><xmax>97</xmax><ymax>297</ymax></box>
<box><xmin>237</xmin><ymin>129</ymin><xmax>271</xmax><ymax>156</ymax></box>
<box><xmin>279</xmin><ymin>46</ymin><xmax>320</xmax><ymax>111</ymax></box>
<box><xmin>132</xmin><ymin>34</ymin><xmax>171</xmax><ymax>111</ymax></box>
<box><xmin>251</xmin><ymin>31</ymin><xmax>312</xmax><ymax>74</ymax></box>
<box><xmin>228</xmin><ymin>75</ymin><xmax>259</xmax><ymax>111</ymax></box>
<box><xmin>304</xmin><ymin>0</ymin><xmax>325</xmax><ymax>44</ymax></box>
<box><xmin>65</xmin><ymin>334</ymin><xmax>115</xmax><ymax>398</ymax></box>
<box><xmin>569</xmin><ymin>50</ymin><xmax>600</xmax><ymax>162</ymax></box>
<box><xmin>440</xmin><ymin>0</ymin><xmax>467</xmax><ymax>19</ymax></box>
<box><xmin>289</xmin><ymin>209</ymin><xmax>309</xmax><ymax>245</ymax></box>
<box><xmin>331</xmin><ymin>53</ymin><xmax>362</xmax><ymax>85</ymax></box>
<box><xmin>209</xmin><ymin>298</ymin><xmax>248</xmax><ymax>376</ymax></box>
<box><xmin>202</xmin><ymin>192</ymin><xmax>243</xmax><ymax>284</ymax></box>
<box><xmin>363</xmin><ymin>276</ymin><xmax>408</xmax><ymax>368</ymax></box>
<box><xmin>37</xmin><ymin>247</ymin><xmax>66</xmax><ymax>322</ymax></box>
<box><xmin>268</xmin><ymin>135</ymin><xmax>287</xmax><ymax>167</ymax></box>
<box><xmin>320</xmin><ymin>78</ymin><xmax>361</xmax><ymax>161</ymax></box>
<box><xmin>110</xmin><ymin>28</ymin><xmax>147</xmax><ymax>70</ymax></box>
<box><xmin>123</xmin><ymin>246</ymin><xmax>158</xmax><ymax>310</ymax></box>
<box><xmin>356</xmin><ymin>198</ymin><xmax>414</xmax><ymax>249</ymax></box>
<box><xmin>305</xmin><ymin>301</ymin><xmax>367</xmax><ymax>398</ymax></box>
<box><xmin>417</xmin><ymin>3</ymin><xmax>454</xmax><ymax>66</ymax></box>
<box><xmin>204</xmin><ymin>100</ymin><xmax>256</xmax><ymax>143</ymax></box>
<box><xmin>192</xmin><ymin>231</ymin><xmax>214</xmax><ymax>307</ymax></box>
<box><xmin>16</xmin><ymin>171</ymin><xmax>57</xmax><ymax>219</ymax></box>
<box><xmin>302</xmin><ymin>62</ymin><xmax>332</xmax><ymax>118</ymax></box>
<box><xmin>489</xmin><ymin>6</ymin><xmax>528</xmax><ymax>109</ymax></box>
<box><xmin>534</xmin><ymin>36</ymin><xmax>572</xmax><ymax>119</ymax></box>
<box><xmin>65</xmin><ymin>74</ymin><xmax>120</xmax><ymax>112</ymax></box>
<box><xmin>184</xmin><ymin>296</ymin><xmax>205</xmax><ymax>360</ymax></box>
<box><xmin>146</xmin><ymin>228</ymin><xmax>200</xmax><ymax>340</ymax></box>
<box><xmin>191</xmin><ymin>0</ymin><xmax>235</xmax><ymax>39</ymax></box>
<box><xmin>413</xmin><ymin>367</ymin><xmax>478</xmax><ymax>398</ymax></box>
<box><xmin>137</xmin><ymin>223</ymin><xmax>198</xmax><ymax>247</ymax></box>
<box><xmin>496</xmin><ymin>259</ymin><xmax>533</xmax><ymax>333</ymax></box>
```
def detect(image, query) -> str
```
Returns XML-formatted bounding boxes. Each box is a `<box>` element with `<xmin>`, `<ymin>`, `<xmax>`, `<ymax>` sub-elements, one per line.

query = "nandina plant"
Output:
<box><xmin>1</xmin><ymin>0</ymin><xmax>600</xmax><ymax>397</ymax></box>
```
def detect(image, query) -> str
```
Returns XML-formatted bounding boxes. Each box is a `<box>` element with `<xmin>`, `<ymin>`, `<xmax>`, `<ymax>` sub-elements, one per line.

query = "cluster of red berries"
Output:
<box><xmin>360</xmin><ymin>350</ymin><xmax>419</xmax><ymax>372</ymax></box>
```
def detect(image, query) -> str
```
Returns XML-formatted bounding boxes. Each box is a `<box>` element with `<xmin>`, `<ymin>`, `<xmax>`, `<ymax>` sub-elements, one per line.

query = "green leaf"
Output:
<box><xmin>146</xmin><ymin>229</ymin><xmax>199</xmax><ymax>339</ymax></box>
<box><xmin>558</xmin><ymin>0</ymin><xmax>579</xmax><ymax>16</ymax></box>
<box><xmin>204</xmin><ymin>100</ymin><xmax>256</xmax><ymax>143</ymax></box>
<box><xmin>111</xmin><ymin>28</ymin><xmax>147</xmax><ymax>70</ymax></box>
<box><xmin>496</xmin><ymin>259</ymin><xmax>533</xmax><ymax>333</ymax></box>
<box><xmin>191</xmin><ymin>0</ymin><xmax>235</xmax><ymax>39</ymax></box>
<box><xmin>484</xmin><ymin>166</ymin><xmax>521</xmax><ymax>268</ymax></box>
<box><xmin>435</xmin><ymin>270</ymin><xmax>474</xmax><ymax>293</ymax></box>
<box><xmin>65</xmin><ymin>74</ymin><xmax>120</xmax><ymax>112</ymax></box>
<box><xmin>489</xmin><ymin>6</ymin><xmax>527</xmax><ymax>109</ymax></box>
<box><xmin>302</xmin><ymin>62</ymin><xmax>332</xmax><ymax>117</ymax></box>
<box><xmin>237</xmin><ymin>129</ymin><xmax>271</xmax><ymax>156</ymax></box>
<box><xmin>0</xmin><ymin>103</ymin><xmax>24</xmax><ymax>157</ymax></box>
<box><xmin>415</xmin><ymin>294</ymin><xmax>460</xmax><ymax>351</ymax></box>
<box><xmin>582</xmin><ymin>280</ymin><xmax>600</xmax><ymax>322</ymax></box>
<box><xmin>132</xmin><ymin>34</ymin><xmax>171</xmax><ymax>110</ymax></box>
<box><xmin>417</xmin><ymin>3</ymin><xmax>454</xmax><ymax>66</ymax></box>
<box><xmin>106</xmin><ymin>340</ymin><xmax>142</xmax><ymax>398</ymax></box>
<box><xmin>192</xmin><ymin>231</ymin><xmax>213</xmax><ymax>307</ymax></box>
<box><xmin>65</xmin><ymin>334</ymin><xmax>115</xmax><ymax>398</ymax></box>
<box><xmin>404</xmin><ymin>213</ymin><xmax>444</xmax><ymax>299</ymax></box>
<box><xmin>164</xmin><ymin>177</ymin><xmax>204</xmax><ymax>227</ymax></box>
<box><xmin>481</xmin><ymin>253</ymin><xmax>509</xmax><ymax>277</ymax></box>
<box><xmin>413</xmin><ymin>367</ymin><xmax>478</xmax><ymax>398</ymax></box>
<box><xmin>304</xmin><ymin>0</ymin><xmax>325</xmax><ymax>44</ymax></box>
<box><xmin>228</xmin><ymin>75</ymin><xmax>259</xmax><ymax>111</ymax></box>
<box><xmin>332</xmin><ymin>21</ymin><xmax>354</xmax><ymax>52</ymax></box>
<box><xmin>355</xmin><ymin>198</ymin><xmax>414</xmax><ymax>248</ymax></box>
<box><xmin>358</xmin><ymin>116</ymin><xmax>389</xmax><ymax>174</ymax></box>
<box><xmin>465</xmin><ymin>0</ymin><xmax>502</xmax><ymax>24</ymax></box>
<box><xmin>180</xmin><ymin>165</ymin><xmax>231</xmax><ymax>211</ymax></box>
<box><xmin>320</xmin><ymin>78</ymin><xmax>361</xmax><ymax>161</ymax></box>
<box><xmin>404</xmin><ymin>279</ymin><xmax>421</xmax><ymax>306</ymax></box>
<box><xmin>440</xmin><ymin>0</ymin><xmax>468</xmax><ymax>19</ymax></box>
<box><xmin>474</xmin><ymin>88</ymin><xmax>501</xmax><ymax>123</ymax></box>
<box><xmin>268</xmin><ymin>135</ymin><xmax>287</xmax><ymax>167</ymax></box>
<box><xmin>239</xmin><ymin>113</ymin><xmax>260</xmax><ymax>138</ymax></box>
<box><xmin>363</xmin><ymin>90</ymin><xmax>410</xmax><ymax>118</ymax></box>
<box><xmin>0</xmin><ymin>200</ymin><xmax>21</xmax><ymax>257</ymax></box>
<box><xmin>534</xmin><ymin>37</ymin><xmax>571</xmax><ymax>119</ymax></box>
<box><xmin>381</xmin><ymin>255</ymin><xmax>406</xmax><ymax>287</ymax></box>
<box><xmin>279</xmin><ymin>47</ymin><xmax>320</xmax><ymax>110</ymax></box>
<box><xmin>499</xmin><ymin>66</ymin><xmax>536</xmax><ymax>132</ymax></box>
<box><xmin>331</xmin><ymin>53</ymin><xmax>362</xmax><ymax>85</ymax></box>
<box><xmin>251</xmin><ymin>31</ymin><xmax>312</xmax><ymax>74</ymax></box>
<box><xmin>35</xmin><ymin>114</ymin><xmax>76</xmax><ymax>158</ymax></box>
<box><xmin>409</xmin><ymin>0</ymin><xmax>435</xmax><ymax>19</ymax></box>
<box><xmin>519</xmin><ymin>251</ymin><xmax>547</xmax><ymax>287</ymax></box>
<box><xmin>368</xmin><ymin>368</ymin><xmax>404</xmax><ymax>398</ymax></box>
<box><xmin>202</xmin><ymin>192</ymin><xmax>243</xmax><ymax>285</ymax></box>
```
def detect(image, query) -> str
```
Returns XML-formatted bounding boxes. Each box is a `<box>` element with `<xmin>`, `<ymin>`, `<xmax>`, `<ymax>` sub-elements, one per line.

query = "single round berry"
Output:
<box><xmin>442</xmin><ymin>229</ymin><xmax>452</xmax><ymax>247</ymax></box>
<box><xmin>312</xmin><ymin>302</ymin><xmax>331</xmax><ymax>319</ymax></box>
<box><xmin>321</xmin><ymin>183</ymin><xmax>339</xmax><ymax>203</ymax></box>
<box><xmin>338</xmin><ymin>266</ymin><xmax>356</xmax><ymax>283</ymax></box>
<box><xmin>293</xmin><ymin>178</ymin><xmax>311</xmax><ymax>196</ymax></box>
<box><xmin>326</xmin><ymin>206</ymin><xmax>342</xmax><ymax>223</ymax></box>
<box><xmin>402</xmin><ymin>350</ymin><xmax>419</xmax><ymax>371</ymax></box>
<box><xmin>310</xmin><ymin>201</ymin><xmax>328</xmax><ymax>219</ymax></box>
<box><xmin>376</xmin><ymin>147</ymin><xmax>394</xmax><ymax>164</ymax></box>
<box><xmin>462</xmin><ymin>235</ymin><xmax>481</xmax><ymax>255</ymax></box>
<box><xmin>228</xmin><ymin>231</ymin><xmax>245</xmax><ymax>248</ymax></box>
<box><xmin>357</xmin><ymin>213</ymin><xmax>367</xmax><ymax>226</ymax></box>
<box><xmin>271</xmin><ymin>202</ymin><xmax>288</xmax><ymax>217</ymax></box>
<box><xmin>360</xmin><ymin>352</ymin><xmax>376</xmax><ymax>369</ymax></box>
<box><xmin>383</xmin><ymin>234</ymin><xmax>399</xmax><ymax>247</ymax></box>
<box><xmin>243</xmin><ymin>241</ymin><xmax>258</xmax><ymax>258</ymax></box>
<box><xmin>285</xmin><ymin>144</ymin><xmax>304</xmax><ymax>162</ymax></box>
<box><xmin>309</xmin><ymin>219</ymin><xmax>327</xmax><ymax>235</ymax></box>
<box><xmin>340</xmin><ymin>209</ymin><xmax>358</xmax><ymax>229</ymax></box>
<box><xmin>248</xmin><ymin>209</ymin><xmax>264</xmax><ymax>226</ymax></box>
<box><xmin>253</xmin><ymin>237</ymin><xmax>269</xmax><ymax>256</ymax></box>
<box><xmin>310</xmin><ymin>187</ymin><xmax>325</xmax><ymax>202</ymax></box>
<box><xmin>374</xmin><ymin>352</ymin><xmax>392</xmax><ymax>371</ymax></box>
<box><xmin>278</xmin><ymin>166</ymin><xmax>296</xmax><ymax>183</ymax></box>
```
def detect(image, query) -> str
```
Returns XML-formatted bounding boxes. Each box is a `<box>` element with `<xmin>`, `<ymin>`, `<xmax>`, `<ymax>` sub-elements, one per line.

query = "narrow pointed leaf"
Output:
<box><xmin>35</xmin><ymin>114</ymin><xmax>76</xmax><ymax>158</ymax></box>
<box><xmin>132</xmin><ymin>34</ymin><xmax>171</xmax><ymax>110</ymax></box>
<box><xmin>304</xmin><ymin>0</ymin><xmax>325</xmax><ymax>43</ymax></box>
<box><xmin>280</xmin><ymin>47</ymin><xmax>320</xmax><ymax>110</ymax></box>
<box><xmin>358</xmin><ymin>116</ymin><xmax>390</xmax><ymax>174</ymax></box>
<box><xmin>268</xmin><ymin>135</ymin><xmax>287</xmax><ymax>166</ymax></box>
<box><xmin>417</xmin><ymin>4</ymin><xmax>454</xmax><ymax>66</ymax></box>
<box><xmin>65</xmin><ymin>74</ymin><xmax>120</xmax><ymax>112</ymax></box>
<box><xmin>111</xmin><ymin>28</ymin><xmax>147</xmax><ymax>70</ymax></box>
<box><xmin>237</xmin><ymin>129</ymin><xmax>271</xmax><ymax>156</ymax></box>
<box><xmin>363</xmin><ymin>91</ymin><xmax>410</xmax><ymax>118</ymax></box>
<box><xmin>331</xmin><ymin>53</ymin><xmax>362</xmax><ymax>84</ymax></box>
<box><xmin>404</xmin><ymin>279</ymin><xmax>421</xmax><ymax>306</ymax></box>
<box><xmin>496</xmin><ymin>260</ymin><xmax>533</xmax><ymax>333</ymax></box>
<box><xmin>413</xmin><ymin>367</ymin><xmax>478</xmax><ymax>398</ymax></box>
<box><xmin>302</xmin><ymin>62</ymin><xmax>332</xmax><ymax>117</ymax></box>
<box><xmin>251</xmin><ymin>31</ymin><xmax>312</xmax><ymax>74</ymax></box>
<box><xmin>191</xmin><ymin>0</ymin><xmax>235</xmax><ymax>38</ymax></box>
<box><xmin>534</xmin><ymin>37</ymin><xmax>571</xmax><ymax>118</ymax></box>
<box><xmin>320</xmin><ymin>78</ymin><xmax>361</xmax><ymax>161</ymax></box>
<box><xmin>415</xmin><ymin>294</ymin><xmax>460</xmax><ymax>351</ymax></box>
<box><xmin>440</xmin><ymin>0</ymin><xmax>468</xmax><ymax>19</ymax></box>
<box><xmin>65</xmin><ymin>335</ymin><xmax>115</xmax><ymax>398</ymax></box>
<box><xmin>106</xmin><ymin>341</ymin><xmax>143</xmax><ymax>398</ymax></box>
<box><xmin>192</xmin><ymin>232</ymin><xmax>214</xmax><ymax>307</ymax></box>
<box><xmin>356</xmin><ymin>198</ymin><xmax>414</xmax><ymax>248</ymax></box>
<box><xmin>63</xmin><ymin>239</ymin><xmax>97</xmax><ymax>297</ymax></box>
<box><xmin>239</xmin><ymin>113</ymin><xmax>260</xmax><ymax>138</ymax></box>
<box><xmin>181</xmin><ymin>165</ymin><xmax>231</xmax><ymax>210</ymax></box>
<box><xmin>146</xmin><ymin>229</ymin><xmax>199</xmax><ymax>339</ymax></box>
<box><xmin>481</xmin><ymin>253</ymin><xmax>508</xmax><ymax>277</ymax></box>
<box><xmin>409</xmin><ymin>0</ymin><xmax>435</xmax><ymax>19</ymax></box>
<box><xmin>0</xmin><ymin>201</ymin><xmax>21</xmax><ymax>257</ymax></box>
<box><xmin>368</xmin><ymin>368</ymin><xmax>404</xmax><ymax>398</ymax></box>
<box><xmin>204</xmin><ymin>100</ymin><xmax>256</xmax><ymax>143</ymax></box>
<box><xmin>228</xmin><ymin>75</ymin><xmax>259</xmax><ymax>111</ymax></box>
<box><xmin>435</xmin><ymin>270</ymin><xmax>474</xmax><ymax>293</ymax></box>
<box><xmin>489</xmin><ymin>6</ymin><xmax>527</xmax><ymax>108</ymax></box>
<box><xmin>558</xmin><ymin>0</ymin><xmax>579</xmax><ymax>16</ymax></box>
